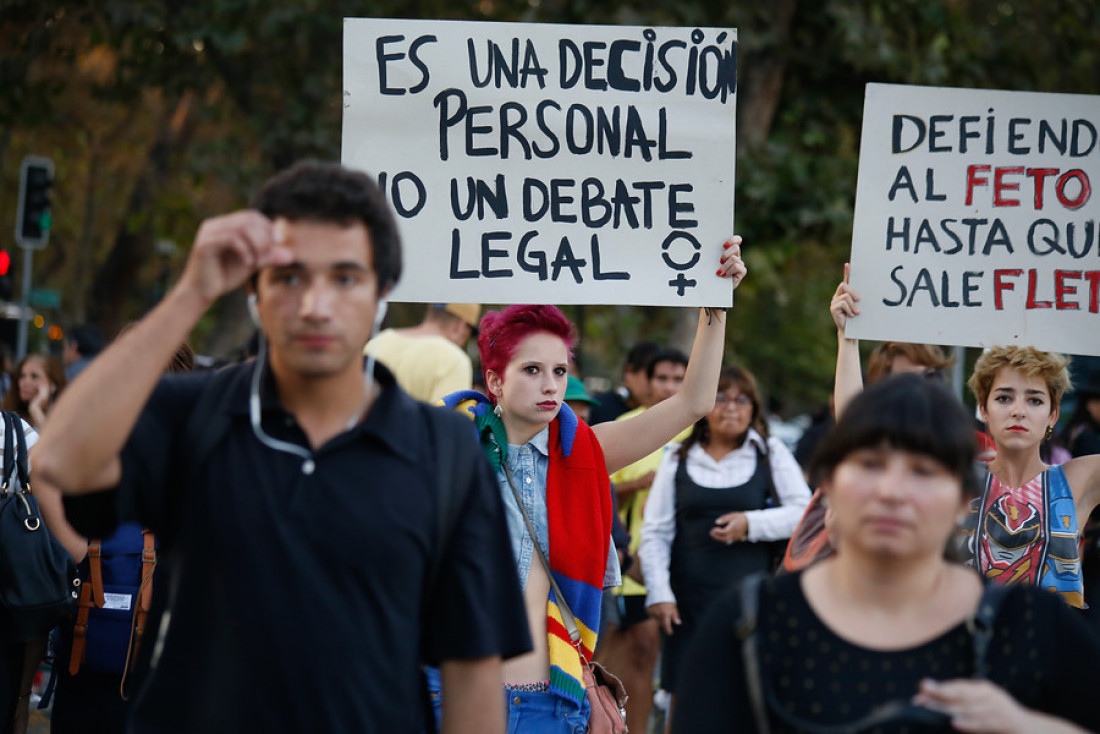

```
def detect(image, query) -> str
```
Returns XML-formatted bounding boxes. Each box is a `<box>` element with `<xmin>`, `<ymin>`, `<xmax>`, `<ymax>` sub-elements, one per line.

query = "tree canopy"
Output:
<box><xmin>2</xmin><ymin>0</ymin><xmax>1096</xmax><ymax>410</ymax></box>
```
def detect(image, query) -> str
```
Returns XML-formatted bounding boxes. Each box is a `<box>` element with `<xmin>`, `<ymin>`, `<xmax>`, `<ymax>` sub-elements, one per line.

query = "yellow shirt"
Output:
<box><xmin>365</xmin><ymin>329</ymin><xmax>472</xmax><ymax>403</ymax></box>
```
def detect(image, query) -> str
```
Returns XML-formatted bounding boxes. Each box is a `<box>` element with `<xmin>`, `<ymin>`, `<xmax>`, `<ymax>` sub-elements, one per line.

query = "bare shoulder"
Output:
<box><xmin>1064</xmin><ymin>455</ymin><xmax>1100</xmax><ymax>510</ymax></box>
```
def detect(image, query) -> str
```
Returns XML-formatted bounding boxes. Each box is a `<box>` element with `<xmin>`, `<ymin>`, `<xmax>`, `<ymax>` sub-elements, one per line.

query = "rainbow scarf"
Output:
<box><xmin>440</xmin><ymin>391</ymin><xmax>612</xmax><ymax>706</ymax></box>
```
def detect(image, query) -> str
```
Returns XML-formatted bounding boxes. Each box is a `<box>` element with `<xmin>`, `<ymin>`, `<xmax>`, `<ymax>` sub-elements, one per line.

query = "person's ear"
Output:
<box><xmin>485</xmin><ymin>369</ymin><xmax>503</xmax><ymax>399</ymax></box>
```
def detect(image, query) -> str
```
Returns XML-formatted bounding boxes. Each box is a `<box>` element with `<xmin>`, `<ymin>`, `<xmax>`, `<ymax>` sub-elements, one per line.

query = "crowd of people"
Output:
<box><xmin>1</xmin><ymin>159</ymin><xmax>1099</xmax><ymax>734</ymax></box>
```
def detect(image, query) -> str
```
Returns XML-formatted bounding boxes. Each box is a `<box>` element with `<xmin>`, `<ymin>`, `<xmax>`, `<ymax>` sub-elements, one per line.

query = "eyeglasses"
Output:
<box><xmin>715</xmin><ymin>393</ymin><xmax>753</xmax><ymax>408</ymax></box>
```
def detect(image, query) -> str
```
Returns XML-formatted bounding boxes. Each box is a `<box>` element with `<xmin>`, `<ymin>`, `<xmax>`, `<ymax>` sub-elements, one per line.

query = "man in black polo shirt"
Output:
<box><xmin>34</xmin><ymin>161</ymin><xmax>530</xmax><ymax>733</ymax></box>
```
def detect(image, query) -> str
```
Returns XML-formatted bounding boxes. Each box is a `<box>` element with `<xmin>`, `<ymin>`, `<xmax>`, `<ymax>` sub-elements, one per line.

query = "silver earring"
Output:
<box><xmin>494</xmin><ymin>403</ymin><xmax>502</xmax><ymax>418</ymax></box>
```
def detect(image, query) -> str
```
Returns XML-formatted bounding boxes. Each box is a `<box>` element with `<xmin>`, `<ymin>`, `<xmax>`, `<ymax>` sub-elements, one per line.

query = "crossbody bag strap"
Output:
<box><xmin>968</xmin><ymin>581</ymin><xmax>1010</xmax><ymax>679</ymax></box>
<box><xmin>11</xmin><ymin>412</ymin><xmax>30</xmax><ymax>492</ymax></box>
<box><xmin>755</xmin><ymin>443</ymin><xmax>781</xmax><ymax>509</ymax></box>
<box><xmin>500</xmin><ymin>460</ymin><xmax>582</xmax><ymax>649</ymax></box>
<box><xmin>1</xmin><ymin>411</ymin><xmax>15</xmax><ymax>492</ymax></box>
<box><xmin>736</xmin><ymin>572</ymin><xmax>770</xmax><ymax>734</ymax></box>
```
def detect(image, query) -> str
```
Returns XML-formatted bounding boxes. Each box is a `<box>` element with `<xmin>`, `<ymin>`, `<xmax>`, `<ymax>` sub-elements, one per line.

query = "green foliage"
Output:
<box><xmin>2</xmin><ymin>0</ymin><xmax>1097</xmax><ymax>407</ymax></box>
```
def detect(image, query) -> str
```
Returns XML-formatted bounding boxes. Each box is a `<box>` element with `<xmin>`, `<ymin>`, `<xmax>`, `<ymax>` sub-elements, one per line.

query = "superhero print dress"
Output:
<box><xmin>967</xmin><ymin>465</ymin><xmax>1084</xmax><ymax>608</ymax></box>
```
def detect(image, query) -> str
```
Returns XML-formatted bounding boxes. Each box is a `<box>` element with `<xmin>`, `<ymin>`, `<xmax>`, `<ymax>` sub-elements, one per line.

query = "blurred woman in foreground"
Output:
<box><xmin>673</xmin><ymin>374</ymin><xmax>1100</xmax><ymax>734</ymax></box>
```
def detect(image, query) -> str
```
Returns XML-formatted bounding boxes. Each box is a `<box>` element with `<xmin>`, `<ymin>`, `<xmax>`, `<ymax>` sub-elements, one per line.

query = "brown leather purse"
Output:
<box><xmin>582</xmin><ymin>660</ymin><xmax>629</xmax><ymax>733</ymax></box>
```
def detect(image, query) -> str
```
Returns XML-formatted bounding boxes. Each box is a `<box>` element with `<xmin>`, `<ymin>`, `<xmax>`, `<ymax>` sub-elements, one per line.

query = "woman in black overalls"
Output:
<box><xmin>637</xmin><ymin>366</ymin><xmax>812</xmax><ymax>724</ymax></box>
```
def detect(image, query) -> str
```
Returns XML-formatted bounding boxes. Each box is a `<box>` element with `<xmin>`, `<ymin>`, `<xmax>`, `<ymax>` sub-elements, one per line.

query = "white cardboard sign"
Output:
<box><xmin>342</xmin><ymin>18</ymin><xmax>737</xmax><ymax>307</ymax></box>
<box><xmin>847</xmin><ymin>83</ymin><xmax>1100</xmax><ymax>356</ymax></box>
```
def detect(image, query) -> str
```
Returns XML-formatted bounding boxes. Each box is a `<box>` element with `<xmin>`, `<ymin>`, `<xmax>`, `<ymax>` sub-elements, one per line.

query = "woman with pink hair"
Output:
<box><xmin>438</xmin><ymin>238</ymin><xmax>747</xmax><ymax>733</ymax></box>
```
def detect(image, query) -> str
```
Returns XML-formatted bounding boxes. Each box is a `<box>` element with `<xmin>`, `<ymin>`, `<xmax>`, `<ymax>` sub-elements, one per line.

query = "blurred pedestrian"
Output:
<box><xmin>0</xmin><ymin>345</ymin><xmax>13</xmax><ymax>401</ymax></box>
<box><xmin>32</xmin><ymin>161</ymin><xmax>529</xmax><ymax>734</ymax></box>
<box><xmin>563</xmin><ymin>375</ymin><xmax>599</xmax><ymax>424</ymax></box>
<box><xmin>1</xmin><ymin>354</ymin><xmax>66</xmax><ymax>429</ymax></box>
<box><xmin>1064</xmin><ymin>369</ymin><xmax>1100</xmax><ymax>458</ymax></box>
<box><xmin>588</xmin><ymin>341</ymin><xmax>661</xmax><ymax>425</ymax></box>
<box><xmin>63</xmin><ymin>325</ymin><xmax>105</xmax><ymax>382</ymax></box>
<box><xmin>366</xmin><ymin>303</ymin><xmax>480</xmax><ymax>402</ymax></box>
<box><xmin>793</xmin><ymin>398</ymin><xmax>834</xmax><ymax>478</ymax></box>
<box><xmin>1</xmin><ymin>415</ymin><xmax>42</xmax><ymax>734</ymax></box>
<box><xmin>674</xmin><ymin>374</ymin><xmax>1100</xmax><ymax>734</ymax></box>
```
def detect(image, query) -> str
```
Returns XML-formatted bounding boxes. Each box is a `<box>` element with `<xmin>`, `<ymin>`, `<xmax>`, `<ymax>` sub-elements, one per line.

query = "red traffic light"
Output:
<box><xmin>0</xmin><ymin>251</ymin><xmax>9</xmax><ymax>277</ymax></box>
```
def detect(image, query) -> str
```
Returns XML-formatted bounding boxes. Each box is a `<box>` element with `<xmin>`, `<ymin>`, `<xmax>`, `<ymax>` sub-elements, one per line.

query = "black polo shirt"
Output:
<box><xmin>66</xmin><ymin>361</ymin><xmax>530</xmax><ymax>733</ymax></box>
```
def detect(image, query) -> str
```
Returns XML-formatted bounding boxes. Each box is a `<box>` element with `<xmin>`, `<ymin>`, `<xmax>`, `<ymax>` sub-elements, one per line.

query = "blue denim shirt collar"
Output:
<box><xmin>523</xmin><ymin>427</ymin><xmax>551</xmax><ymax>458</ymax></box>
<box><xmin>498</xmin><ymin>428</ymin><xmax>551</xmax><ymax>591</ymax></box>
<box><xmin>496</xmin><ymin>426</ymin><xmax>621</xmax><ymax>593</ymax></box>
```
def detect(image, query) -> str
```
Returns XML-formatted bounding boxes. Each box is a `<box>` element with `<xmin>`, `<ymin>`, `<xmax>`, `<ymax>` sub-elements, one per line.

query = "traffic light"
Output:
<box><xmin>0</xmin><ymin>250</ymin><xmax>10</xmax><ymax>301</ymax></box>
<box><xmin>15</xmin><ymin>156</ymin><xmax>54</xmax><ymax>248</ymax></box>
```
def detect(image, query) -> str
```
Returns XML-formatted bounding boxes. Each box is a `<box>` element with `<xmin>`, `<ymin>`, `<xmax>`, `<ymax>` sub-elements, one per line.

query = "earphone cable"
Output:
<box><xmin>247</xmin><ymin>300</ymin><xmax>386</xmax><ymax>469</ymax></box>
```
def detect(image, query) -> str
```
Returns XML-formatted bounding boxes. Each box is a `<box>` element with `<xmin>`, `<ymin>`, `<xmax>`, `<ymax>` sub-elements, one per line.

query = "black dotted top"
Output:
<box><xmin>672</xmin><ymin>571</ymin><xmax>1100</xmax><ymax>733</ymax></box>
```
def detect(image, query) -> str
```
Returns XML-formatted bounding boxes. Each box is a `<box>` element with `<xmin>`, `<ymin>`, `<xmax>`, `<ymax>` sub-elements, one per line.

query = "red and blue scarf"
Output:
<box><xmin>441</xmin><ymin>391</ymin><xmax>612</xmax><ymax>705</ymax></box>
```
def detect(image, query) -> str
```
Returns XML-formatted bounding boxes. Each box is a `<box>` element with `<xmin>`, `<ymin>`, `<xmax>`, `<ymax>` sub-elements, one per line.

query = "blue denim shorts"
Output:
<box><xmin>505</xmin><ymin>688</ymin><xmax>590</xmax><ymax>734</ymax></box>
<box><xmin>424</xmin><ymin>667</ymin><xmax>590</xmax><ymax>734</ymax></box>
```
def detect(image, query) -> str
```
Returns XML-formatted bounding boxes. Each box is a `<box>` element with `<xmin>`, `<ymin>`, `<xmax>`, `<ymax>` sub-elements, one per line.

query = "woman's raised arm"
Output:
<box><xmin>594</xmin><ymin>237</ymin><xmax>746</xmax><ymax>474</ymax></box>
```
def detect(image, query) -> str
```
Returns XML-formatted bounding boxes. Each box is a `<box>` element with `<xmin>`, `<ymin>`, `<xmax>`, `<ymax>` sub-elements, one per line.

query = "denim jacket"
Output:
<box><xmin>497</xmin><ymin>427</ymin><xmax>621</xmax><ymax>591</ymax></box>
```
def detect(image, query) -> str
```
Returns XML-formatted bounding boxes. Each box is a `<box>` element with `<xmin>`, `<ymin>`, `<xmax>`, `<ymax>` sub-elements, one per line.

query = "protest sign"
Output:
<box><xmin>342</xmin><ymin>18</ymin><xmax>737</xmax><ymax>306</ymax></box>
<box><xmin>847</xmin><ymin>83</ymin><xmax>1100</xmax><ymax>356</ymax></box>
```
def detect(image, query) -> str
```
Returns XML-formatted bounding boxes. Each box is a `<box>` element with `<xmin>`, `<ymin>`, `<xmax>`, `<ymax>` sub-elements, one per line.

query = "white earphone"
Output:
<box><xmin>247</xmin><ymin>293</ymin><xmax>261</xmax><ymax>328</ymax></box>
<box><xmin>374</xmin><ymin>298</ymin><xmax>388</xmax><ymax>332</ymax></box>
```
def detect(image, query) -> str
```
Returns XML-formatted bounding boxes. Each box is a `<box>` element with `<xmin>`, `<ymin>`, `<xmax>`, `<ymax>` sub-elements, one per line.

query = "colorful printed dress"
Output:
<box><xmin>967</xmin><ymin>465</ymin><xmax>1084</xmax><ymax>608</ymax></box>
